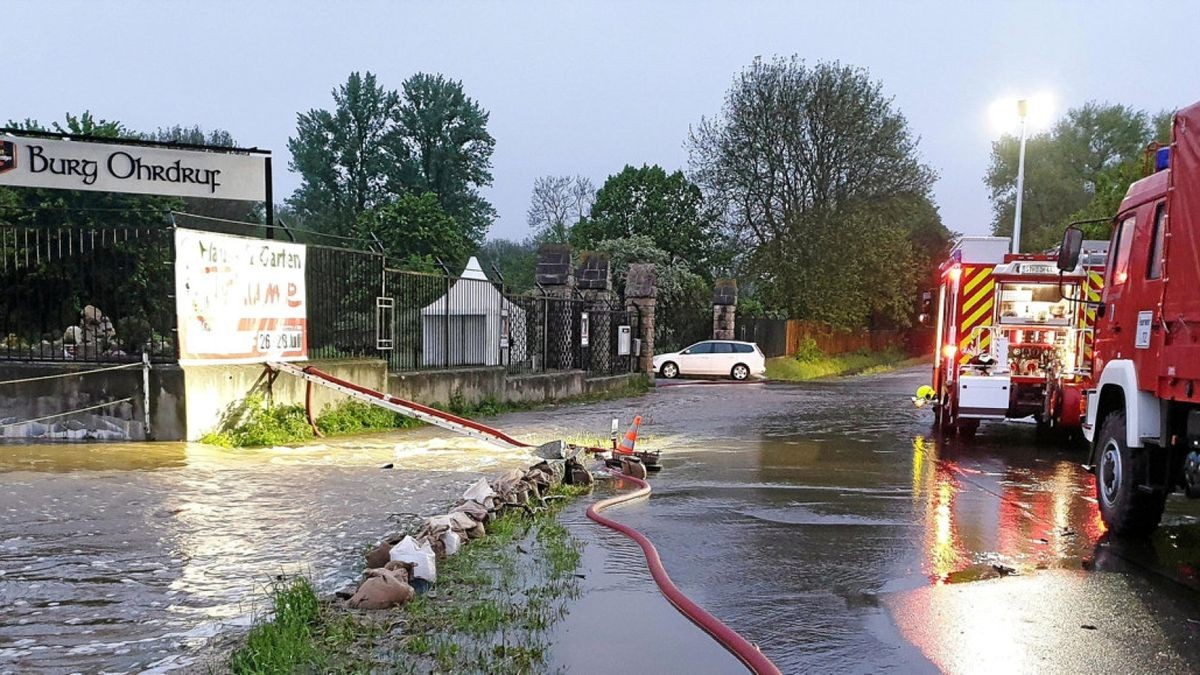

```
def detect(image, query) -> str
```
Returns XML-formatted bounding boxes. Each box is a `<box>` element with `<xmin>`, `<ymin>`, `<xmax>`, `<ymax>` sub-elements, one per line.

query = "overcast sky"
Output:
<box><xmin>9</xmin><ymin>1</ymin><xmax>1195</xmax><ymax>241</ymax></box>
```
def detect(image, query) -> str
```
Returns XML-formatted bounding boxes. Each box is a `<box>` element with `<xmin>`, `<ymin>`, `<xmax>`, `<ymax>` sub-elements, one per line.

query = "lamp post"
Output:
<box><xmin>1012</xmin><ymin>99</ymin><xmax>1029</xmax><ymax>254</ymax></box>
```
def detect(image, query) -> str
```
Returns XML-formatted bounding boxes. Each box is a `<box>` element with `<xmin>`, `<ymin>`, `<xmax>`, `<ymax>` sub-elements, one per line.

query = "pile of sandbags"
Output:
<box><xmin>345</xmin><ymin>455</ymin><xmax>593</xmax><ymax>610</ymax></box>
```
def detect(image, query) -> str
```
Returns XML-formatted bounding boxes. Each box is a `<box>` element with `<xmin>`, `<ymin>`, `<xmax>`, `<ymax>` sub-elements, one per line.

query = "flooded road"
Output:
<box><xmin>546</xmin><ymin>369</ymin><xmax>1200</xmax><ymax>673</ymax></box>
<box><xmin>4</xmin><ymin>367</ymin><xmax>1200</xmax><ymax>673</ymax></box>
<box><xmin>0</xmin><ymin>429</ymin><xmax>535</xmax><ymax>673</ymax></box>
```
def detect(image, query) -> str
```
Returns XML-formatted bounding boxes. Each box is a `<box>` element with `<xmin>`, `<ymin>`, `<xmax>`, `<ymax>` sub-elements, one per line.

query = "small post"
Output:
<box><xmin>264</xmin><ymin>156</ymin><xmax>274</xmax><ymax>240</ymax></box>
<box><xmin>141</xmin><ymin>351</ymin><xmax>152</xmax><ymax>439</ymax></box>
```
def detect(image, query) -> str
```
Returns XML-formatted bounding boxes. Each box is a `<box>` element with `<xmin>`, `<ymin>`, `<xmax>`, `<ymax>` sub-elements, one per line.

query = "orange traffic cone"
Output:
<box><xmin>615</xmin><ymin>415</ymin><xmax>641</xmax><ymax>455</ymax></box>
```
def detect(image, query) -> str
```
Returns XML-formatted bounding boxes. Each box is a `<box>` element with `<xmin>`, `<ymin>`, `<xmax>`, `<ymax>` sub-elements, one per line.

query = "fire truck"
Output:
<box><xmin>1056</xmin><ymin>100</ymin><xmax>1200</xmax><ymax>535</ymax></box>
<box><xmin>923</xmin><ymin>237</ymin><xmax>1107</xmax><ymax>437</ymax></box>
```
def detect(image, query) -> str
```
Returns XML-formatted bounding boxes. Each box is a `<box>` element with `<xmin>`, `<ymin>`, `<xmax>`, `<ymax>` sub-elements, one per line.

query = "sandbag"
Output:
<box><xmin>389</xmin><ymin>535</ymin><xmax>437</xmax><ymax>583</ymax></box>
<box><xmin>348</xmin><ymin>568</ymin><xmax>414</xmax><ymax>610</ymax></box>
<box><xmin>463</xmin><ymin>477</ymin><xmax>496</xmax><ymax>503</ymax></box>
<box><xmin>364</xmin><ymin>540</ymin><xmax>392</xmax><ymax>569</ymax></box>
<box><xmin>620</xmin><ymin>456</ymin><xmax>647</xmax><ymax>480</ymax></box>
<box><xmin>450</xmin><ymin>500</ymin><xmax>489</xmax><ymax>523</ymax></box>
<box><xmin>532</xmin><ymin>460</ymin><xmax>566</xmax><ymax>487</ymax></box>
<box><xmin>441</xmin><ymin>530</ymin><xmax>462</xmax><ymax>556</ymax></box>
<box><xmin>490</xmin><ymin>468</ymin><xmax>525</xmax><ymax>496</ymax></box>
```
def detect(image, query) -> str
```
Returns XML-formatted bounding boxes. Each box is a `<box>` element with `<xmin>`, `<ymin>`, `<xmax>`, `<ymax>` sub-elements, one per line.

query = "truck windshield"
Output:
<box><xmin>996</xmin><ymin>282</ymin><xmax>1071</xmax><ymax>326</ymax></box>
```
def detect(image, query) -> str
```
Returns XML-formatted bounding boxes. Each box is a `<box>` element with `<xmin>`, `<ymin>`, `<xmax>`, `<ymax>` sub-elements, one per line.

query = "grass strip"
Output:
<box><xmin>766</xmin><ymin>348</ymin><xmax>925</xmax><ymax>381</ymax></box>
<box><xmin>224</xmin><ymin>484</ymin><xmax>588</xmax><ymax>673</ymax></box>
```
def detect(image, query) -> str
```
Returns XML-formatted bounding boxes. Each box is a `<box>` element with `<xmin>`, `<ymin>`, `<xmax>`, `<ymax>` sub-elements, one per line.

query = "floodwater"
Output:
<box><xmin>545</xmin><ymin>370</ymin><xmax>1200</xmax><ymax>673</ymax></box>
<box><xmin>4</xmin><ymin>368</ymin><xmax>1200</xmax><ymax>673</ymax></box>
<box><xmin>0</xmin><ymin>428</ymin><xmax>536</xmax><ymax>673</ymax></box>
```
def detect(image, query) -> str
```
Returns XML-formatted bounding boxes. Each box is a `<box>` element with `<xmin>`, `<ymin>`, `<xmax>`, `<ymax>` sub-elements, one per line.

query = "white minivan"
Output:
<box><xmin>652</xmin><ymin>340</ymin><xmax>766</xmax><ymax>380</ymax></box>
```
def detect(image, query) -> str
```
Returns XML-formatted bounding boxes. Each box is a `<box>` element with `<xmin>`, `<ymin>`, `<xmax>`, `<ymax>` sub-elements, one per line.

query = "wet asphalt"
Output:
<box><xmin>539</xmin><ymin>369</ymin><xmax>1200</xmax><ymax>673</ymax></box>
<box><xmin>2</xmin><ymin>366</ymin><xmax>1200</xmax><ymax>673</ymax></box>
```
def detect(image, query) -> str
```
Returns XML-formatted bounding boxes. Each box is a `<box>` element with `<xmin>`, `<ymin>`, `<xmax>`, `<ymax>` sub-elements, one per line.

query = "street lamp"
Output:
<box><xmin>990</xmin><ymin>94</ymin><xmax>1054</xmax><ymax>254</ymax></box>
<box><xmin>1013</xmin><ymin>99</ymin><xmax>1029</xmax><ymax>255</ymax></box>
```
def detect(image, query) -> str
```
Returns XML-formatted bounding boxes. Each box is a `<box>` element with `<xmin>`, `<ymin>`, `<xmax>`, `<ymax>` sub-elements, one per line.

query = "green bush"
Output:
<box><xmin>236</xmin><ymin>400</ymin><xmax>314</xmax><ymax>447</ymax></box>
<box><xmin>793</xmin><ymin>337</ymin><xmax>824</xmax><ymax>362</ymax></box>
<box><xmin>315</xmin><ymin>400</ymin><xmax>407</xmax><ymax>435</ymax></box>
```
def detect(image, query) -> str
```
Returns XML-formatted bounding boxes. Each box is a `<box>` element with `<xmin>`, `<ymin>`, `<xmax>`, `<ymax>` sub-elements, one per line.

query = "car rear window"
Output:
<box><xmin>734</xmin><ymin>343</ymin><xmax>754</xmax><ymax>353</ymax></box>
<box><xmin>712</xmin><ymin>342</ymin><xmax>734</xmax><ymax>353</ymax></box>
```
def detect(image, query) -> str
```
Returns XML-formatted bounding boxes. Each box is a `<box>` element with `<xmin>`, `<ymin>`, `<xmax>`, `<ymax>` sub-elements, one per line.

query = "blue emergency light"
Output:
<box><xmin>1156</xmin><ymin>146</ymin><xmax>1170</xmax><ymax>172</ymax></box>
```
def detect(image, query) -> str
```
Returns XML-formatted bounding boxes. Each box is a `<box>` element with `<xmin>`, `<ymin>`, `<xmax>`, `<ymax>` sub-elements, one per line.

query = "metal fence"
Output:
<box><xmin>1</xmin><ymin>222</ymin><xmax>643</xmax><ymax>376</ymax></box>
<box><xmin>0</xmin><ymin>225</ymin><xmax>176</xmax><ymax>362</ymax></box>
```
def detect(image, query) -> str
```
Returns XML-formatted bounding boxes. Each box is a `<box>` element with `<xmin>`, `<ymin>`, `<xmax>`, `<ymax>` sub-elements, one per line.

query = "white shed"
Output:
<box><xmin>421</xmin><ymin>257</ymin><xmax>526</xmax><ymax>367</ymax></box>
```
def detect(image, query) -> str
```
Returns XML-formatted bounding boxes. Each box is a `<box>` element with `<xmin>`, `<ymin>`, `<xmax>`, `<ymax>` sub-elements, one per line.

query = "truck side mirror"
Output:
<box><xmin>918</xmin><ymin>291</ymin><xmax>933</xmax><ymax>326</ymax></box>
<box><xmin>1058</xmin><ymin>227</ymin><xmax>1084</xmax><ymax>272</ymax></box>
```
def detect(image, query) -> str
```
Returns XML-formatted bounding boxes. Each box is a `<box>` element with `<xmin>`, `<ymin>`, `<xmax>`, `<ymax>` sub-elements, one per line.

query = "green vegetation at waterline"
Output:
<box><xmin>198</xmin><ymin>396</ymin><xmax>421</xmax><ymax>448</ymax></box>
<box><xmin>766</xmin><ymin>342</ymin><xmax>919</xmax><ymax>381</ymax></box>
<box><xmin>224</xmin><ymin>485</ymin><xmax>588</xmax><ymax>673</ymax></box>
<box><xmin>199</xmin><ymin>374</ymin><xmax>652</xmax><ymax>448</ymax></box>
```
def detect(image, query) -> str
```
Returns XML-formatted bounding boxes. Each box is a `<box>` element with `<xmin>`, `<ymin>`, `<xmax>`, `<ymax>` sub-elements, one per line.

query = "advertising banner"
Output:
<box><xmin>0</xmin><ymin>134</ymin><xmax>267</xmax><ymax>201</ymax></box>
<box><xmin>175</xmin><ymin>228</ymin><xmax>307</xmax><ymax>364</ymax></box>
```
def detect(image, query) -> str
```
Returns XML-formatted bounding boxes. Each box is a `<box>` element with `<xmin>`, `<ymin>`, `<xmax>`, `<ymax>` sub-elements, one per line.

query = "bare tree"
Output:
<box><xmin>526</xmin><ymin>175</ymin><xmax>595</xmax><ymax>243</ymax></box>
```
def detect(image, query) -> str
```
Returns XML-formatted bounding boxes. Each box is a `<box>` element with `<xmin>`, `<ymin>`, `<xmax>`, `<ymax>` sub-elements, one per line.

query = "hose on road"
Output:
<box><xmin>586</xmin><ymin>472</ymin><xmax>782</xmax><ymax>675</ymax></box>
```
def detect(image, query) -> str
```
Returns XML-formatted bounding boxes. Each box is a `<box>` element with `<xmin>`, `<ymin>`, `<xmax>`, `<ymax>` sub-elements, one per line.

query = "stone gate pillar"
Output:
<box><xmin>536</xmin><ymin>244</ymin><xmax>575</xmax><ymax>370</ymax></box>
<box><xmin>712</xmin><ymin>278</ymin><xmax>737</xmax><ymax>340</ymax></box>
<box><xmin>624</xmin><ymin>263</ymin><xmax>657</xmax><ymax>375</ymax></box>
<box><xmin>577</xmin><ymin>253</ymin><xmax>612</xmax><ymax>373</ymax></box>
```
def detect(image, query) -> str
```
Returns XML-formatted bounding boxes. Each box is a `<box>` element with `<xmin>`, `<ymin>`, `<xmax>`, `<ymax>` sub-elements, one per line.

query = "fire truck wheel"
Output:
<box><xmin>1095</xmin><ymin>411</ymin><xmax>1167</xmax><ymax>536</ymax></box>
<box><xmin>659</xmin><ymin>362</ymin><xmax>679</xmax><ymax>379</ymax></box>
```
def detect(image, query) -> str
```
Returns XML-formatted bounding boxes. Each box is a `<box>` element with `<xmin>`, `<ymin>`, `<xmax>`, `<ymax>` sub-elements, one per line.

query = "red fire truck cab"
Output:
<box><xmin>1057</xmin><ymin>100</ymin><xmax>1200</xmax><ymax>535</ymax></box>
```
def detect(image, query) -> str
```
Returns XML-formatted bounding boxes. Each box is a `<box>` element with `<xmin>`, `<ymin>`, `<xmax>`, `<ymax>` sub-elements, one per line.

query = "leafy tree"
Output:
<box><xmin>393</xmin><ymin>73</ymin><xmax>496</xmax><ymax>247</ymax></box>
<box><xmin>0</xmin><ymin>113</ymin><xmax>179</xmax><ymax>352</ymax></box>
<box><xmin>986</xmin><ymin>102</ymin><xmax>1169</xmax><ymax>250</ymax></box>
<box><xmin>357</xmin><ymin>192</ymin><xmax>470</xmax><ymax>270</ymax></box>
<box><xmin>142</xmin><ymin>124</ymin><xmax>260</xmax><ymax>227</ymax></box>
<box><xmin>687</xmin><ymin>57</ymin><xmax>941</xmax><ymax>328</ymax></box>
<box><xmin>476</xmin><ymin>238</ymin><xmax>537</xmax><ymax>293</ymax></box>
<box><xmin>287</xmin><ymin>71</ymin><xmax>496</xmax><ymax>251</ymax></box>
<box><xmin>572</xmin><ymin>165</ymin><xmax>717</xmax><ymax>275</ymax></box>
<box><xmin>526</xmin><ymin>175</ymin><xmax>594</xmax><ymax>244</ymax></box>
<box><xmin>287</xmin><ymin>72</ymin><xmax>401</xmax><ymax>236</ymax></box>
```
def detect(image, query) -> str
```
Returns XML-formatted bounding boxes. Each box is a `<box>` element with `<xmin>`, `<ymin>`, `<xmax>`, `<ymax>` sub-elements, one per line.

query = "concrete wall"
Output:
<box><xmin>388</xmin><ymin>366</ymin><xmax>507</xmax><ymax>407</ymax></box>
<box><xmin>3</xmin><ymin>357</ymin><xmax>641</xmax><ymax>444</ymax></box>
<box><xmin>389</xmin><ymin>366</ymin><xmax>645</xmax><ymax>407</ymax></box>
<box><xmin>0</xmin><ymin>361</ymin><xmax>185</xmax><ymax>442</ymax></box>
<box><xmin>181</xmin><ymin>359</ymin><xmax>387</xmax><ymax>441</ymax></box>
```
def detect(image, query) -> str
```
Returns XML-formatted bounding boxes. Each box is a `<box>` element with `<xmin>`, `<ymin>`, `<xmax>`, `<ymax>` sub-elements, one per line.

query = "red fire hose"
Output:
<box><xmin>586</xmin><ymin>473</ymin><xmax>782</xmax><ymax>675</ymax></box>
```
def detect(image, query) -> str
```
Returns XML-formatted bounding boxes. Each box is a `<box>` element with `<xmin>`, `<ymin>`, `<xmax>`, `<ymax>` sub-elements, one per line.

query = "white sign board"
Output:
<box><xmin>1135</xmin><ymin>310</ymin><xmax>1153</xmax><ymax>349</ymax></box>
<box><xmin>0</xmin><ymin>134</ymin><xmax>267</xmax><ymax>201</ymax></box>
<box><xmin>580</xmin><ymin>312</ymin><xmax>590</xmax><ymax>347</ymax></box>
<box><xmin>617</xmin><ymin>325</ymin><xmax>632</xmax><ymax>356</ymax></box>
<box><xmin>175</xmin><ymin>229</ymin><xmax>307</xmax><ymax>364</ymax></box>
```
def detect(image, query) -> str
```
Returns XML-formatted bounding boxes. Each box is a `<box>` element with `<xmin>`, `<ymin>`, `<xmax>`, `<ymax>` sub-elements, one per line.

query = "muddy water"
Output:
<box><xmin>0</xmin><ymin>427</ymin><xmax>540</xmax><ymax>673</ymax></box>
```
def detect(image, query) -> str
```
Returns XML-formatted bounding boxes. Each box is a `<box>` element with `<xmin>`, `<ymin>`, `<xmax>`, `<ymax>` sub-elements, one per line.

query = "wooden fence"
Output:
<box><xmin>737</xmin><ymin>318</ymin><xmax>932</xmax><ymax>358</ymax></box>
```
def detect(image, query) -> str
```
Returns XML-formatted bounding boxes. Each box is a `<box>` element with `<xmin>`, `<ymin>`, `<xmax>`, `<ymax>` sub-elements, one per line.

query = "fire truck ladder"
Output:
<box><xmin>266</xmin><ymin>362</ymin><xmax>531</xmax><ymax>450</ymax></box>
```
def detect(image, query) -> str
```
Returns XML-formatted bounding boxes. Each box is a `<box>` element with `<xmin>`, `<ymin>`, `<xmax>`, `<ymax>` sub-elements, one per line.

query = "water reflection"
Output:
<box><xmin>909</xmin><ymin>433</ymin><xmax>1107</xmax><ymax>583</ymax></box>
<box><xmin>0</xmin><ymin>433</ymin><xmax>530</xmax><ymax>673</ymax></box>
